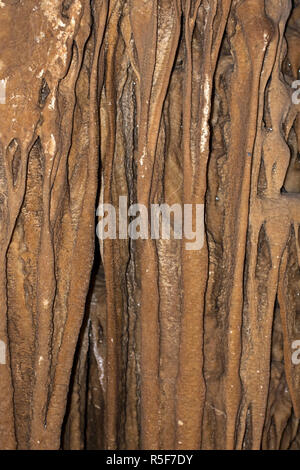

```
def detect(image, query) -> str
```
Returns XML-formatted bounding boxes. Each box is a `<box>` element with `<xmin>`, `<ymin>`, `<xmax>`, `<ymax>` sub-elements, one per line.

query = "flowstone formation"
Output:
<box><xmin>0</xmin><ymin>0</ymin><xmax>300</xmax><ymax>450</ymax></box>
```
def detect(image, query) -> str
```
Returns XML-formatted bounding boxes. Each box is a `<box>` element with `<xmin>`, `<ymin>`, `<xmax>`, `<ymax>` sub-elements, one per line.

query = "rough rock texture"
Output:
<box><xmin>0</xmin><ymin>0</ymin><xmax>300</xmax><ymax>450</ymax></box>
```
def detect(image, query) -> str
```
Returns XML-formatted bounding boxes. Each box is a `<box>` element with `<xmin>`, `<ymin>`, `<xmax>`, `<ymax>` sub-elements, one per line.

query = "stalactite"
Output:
<box><xmin>0</xmin><ymin>0</ymin><xmax>300</xmax><ymax>451</ymax></box>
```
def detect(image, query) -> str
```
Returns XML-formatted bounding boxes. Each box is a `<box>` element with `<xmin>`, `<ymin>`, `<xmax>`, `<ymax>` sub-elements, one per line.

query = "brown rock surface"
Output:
<box><xmin>0</xmin><ymin>0</ymin><xmax>300</xmax><ymax>450</ymax></box>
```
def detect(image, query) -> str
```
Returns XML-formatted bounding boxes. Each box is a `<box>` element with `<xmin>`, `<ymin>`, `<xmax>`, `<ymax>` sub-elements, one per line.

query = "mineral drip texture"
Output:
<box><xmin>0</xmin><ymin>0</ymin><xmax>300</xmax><ymax>451</ymax></box>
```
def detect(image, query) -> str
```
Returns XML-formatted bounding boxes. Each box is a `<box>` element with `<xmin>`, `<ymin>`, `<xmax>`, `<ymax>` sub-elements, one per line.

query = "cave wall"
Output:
<box><xmin>0</xmin><ymin>0</ymin><xmax>300</xmax><ymax>450</ymax></box>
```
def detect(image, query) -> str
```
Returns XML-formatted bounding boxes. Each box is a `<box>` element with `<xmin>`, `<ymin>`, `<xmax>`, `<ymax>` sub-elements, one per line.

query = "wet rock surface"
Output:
<box><xmin>0</xmin><ymin>0</ymin><xmax>300</xmax><ymax>450</ymax></box>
